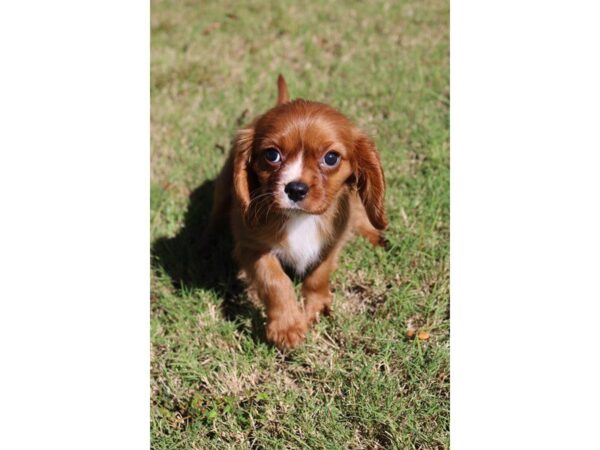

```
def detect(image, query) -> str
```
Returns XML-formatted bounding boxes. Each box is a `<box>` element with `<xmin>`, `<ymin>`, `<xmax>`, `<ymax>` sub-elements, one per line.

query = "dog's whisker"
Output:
<box><xmin>249</xmin><ymin>191</ymin><xmax>277</xmax><ymax>223</ymax></box>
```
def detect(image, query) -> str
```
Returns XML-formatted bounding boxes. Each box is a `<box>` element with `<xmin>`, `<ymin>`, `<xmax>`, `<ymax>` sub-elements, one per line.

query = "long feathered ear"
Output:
<box><xmin>354</xmin><ymin>133</ymin><xmax>388</xmax><ymax>230</ymax></box>
<box><xmin>276</xmin><ymin>74</ymin><xmax>289</xmax><ymax>105</ymax></box>
<box><xmin>232</xmin><ymin>127</ymin><xmax>255</xmax><ymax>219</ymax></box>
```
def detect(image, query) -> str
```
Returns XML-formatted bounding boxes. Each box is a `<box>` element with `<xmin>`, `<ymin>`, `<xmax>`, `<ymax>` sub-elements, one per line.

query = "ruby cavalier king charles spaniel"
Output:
<box><xmin>205</xmin><ymin>75</ymin><xmax>388</xmax><ymax>349</ymax></box>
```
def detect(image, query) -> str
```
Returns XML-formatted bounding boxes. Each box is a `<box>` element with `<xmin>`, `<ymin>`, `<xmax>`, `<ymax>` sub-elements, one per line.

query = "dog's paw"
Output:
<box><xmin>378</xmin><ymin>234</ymin><xmax>391</xmax><ymax>250</ymax></box>
<box><xmin>266</xmin><ymin>311</ymin><xmax>308</xmax><ymax>350</ymax></box>
<box><xmin>367</xmin><ymin>231</ymin><xmax>390</xmax><ymax>249</ymax></box>
<box><xmin>364</xmin><ymin>230</ymin><xmax>390</xmax><ymax>249</ymax></box>
<box><xmin>304</xmin><ymin>294</ymin><xmax>333</xmax><ymax>327</ymax></box>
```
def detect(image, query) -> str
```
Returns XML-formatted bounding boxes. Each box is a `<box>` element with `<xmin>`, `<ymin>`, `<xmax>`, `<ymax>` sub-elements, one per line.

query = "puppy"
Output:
<box><xmin>206</xmin><ymin>75</ymin><xmax>387</xmax><ymax>349</ymax></box>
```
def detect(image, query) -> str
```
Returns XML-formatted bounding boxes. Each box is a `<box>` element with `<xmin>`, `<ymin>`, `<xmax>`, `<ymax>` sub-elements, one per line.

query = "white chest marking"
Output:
<box><xmin>274</xmin><ymin>214</ymin><xmax>324</xmax><ymax>275</ymax></box>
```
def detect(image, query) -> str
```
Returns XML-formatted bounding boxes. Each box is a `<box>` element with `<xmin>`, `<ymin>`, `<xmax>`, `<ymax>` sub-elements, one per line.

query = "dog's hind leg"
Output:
<box><xmin>352</xmin><ymin>194</ymin><xmax>388</xmax><ymax>248</ymax></box>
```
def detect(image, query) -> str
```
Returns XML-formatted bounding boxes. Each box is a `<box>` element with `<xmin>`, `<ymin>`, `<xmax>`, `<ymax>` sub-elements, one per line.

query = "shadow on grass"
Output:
<box><xmin>151</xmin><ymin>180</ymin><xmax>267</xmax><ymax>344</ymax></box>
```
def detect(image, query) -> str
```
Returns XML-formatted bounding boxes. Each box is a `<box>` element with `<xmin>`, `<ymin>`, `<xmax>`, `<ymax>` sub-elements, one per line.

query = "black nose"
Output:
<box><xmin>284</xmin><ymin>181</ymin><xmax>309</xmax><ymax>202</ymax></box>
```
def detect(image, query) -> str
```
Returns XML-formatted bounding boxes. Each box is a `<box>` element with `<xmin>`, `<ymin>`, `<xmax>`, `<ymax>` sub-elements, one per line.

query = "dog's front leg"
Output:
<box><xmin>302</xmin><ymin>247</ymin><xmax>342</xmax><ymax>327</ymax></box>
<box><xmin>238</xmin><ymin>249</ymin><xmax>307</xmax><ymax>349</ymax></box>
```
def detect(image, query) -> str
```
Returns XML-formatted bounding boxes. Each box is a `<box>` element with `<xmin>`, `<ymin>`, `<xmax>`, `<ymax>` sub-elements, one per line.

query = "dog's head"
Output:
<box><xmin>233</xmin><ymin>75</ymin><xmax>387</xmax><ymax>230</ymax></box>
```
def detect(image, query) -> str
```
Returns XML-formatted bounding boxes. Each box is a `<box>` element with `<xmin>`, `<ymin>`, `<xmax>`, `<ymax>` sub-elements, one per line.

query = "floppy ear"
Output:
<box><xmin>354</xmin><ymin>133</ymin><xmax>388</xmax><ymax>230</ymax></box>
<box><xmin>232</xmin><ymin>127</ymin><xmax>255</xmax><ymax>219</ymax></box>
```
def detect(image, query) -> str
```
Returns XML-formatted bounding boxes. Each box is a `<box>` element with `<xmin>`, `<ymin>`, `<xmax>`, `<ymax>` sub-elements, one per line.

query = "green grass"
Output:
<box><xmin>151</xmin><ymin>0</ymin><xmax>449</xmax><ymax>448</ymax></box>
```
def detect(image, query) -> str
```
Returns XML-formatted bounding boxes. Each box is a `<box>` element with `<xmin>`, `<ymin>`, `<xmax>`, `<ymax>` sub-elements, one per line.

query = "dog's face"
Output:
<box><xmin>251</xmin><ymin>102</ymin><xmax>355</xmax><ymax>215</ymax></box>
<box><xmin>233</xmin><ymin>99</ymin><xmax>387</xmax><ymax>230</ymax></box>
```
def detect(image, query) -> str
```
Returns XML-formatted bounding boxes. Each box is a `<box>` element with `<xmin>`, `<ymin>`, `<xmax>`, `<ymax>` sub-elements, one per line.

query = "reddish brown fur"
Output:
<box><xmin>207</xmin><ymin>75</ymin><xmax>387</xmax><ymax>349</ymax></box>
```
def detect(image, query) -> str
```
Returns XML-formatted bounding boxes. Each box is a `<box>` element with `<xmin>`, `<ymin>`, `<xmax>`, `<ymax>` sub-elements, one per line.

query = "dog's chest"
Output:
<box><xmin>274</xmin><ymin>215</ymin><xmax>324</xmax><ymax>275</ymax></box>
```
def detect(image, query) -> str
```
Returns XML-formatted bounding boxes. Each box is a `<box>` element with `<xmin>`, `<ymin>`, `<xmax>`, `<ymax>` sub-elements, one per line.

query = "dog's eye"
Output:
<box><xmin>323</xmin><ymin>151</ymin><xmax>340</xmax><ymax>167</ymax></box>
<box><xmin>264</xmin><ymin>148</ymin><xmax>282</xmax><ymax>163</ymax></box>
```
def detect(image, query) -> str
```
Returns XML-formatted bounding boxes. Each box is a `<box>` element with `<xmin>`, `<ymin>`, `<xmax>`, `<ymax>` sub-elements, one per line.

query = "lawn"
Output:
<box><xmin>151</xmin><ymin>0</ymin><xmax>449</xmax><ymax>448</ymax></box>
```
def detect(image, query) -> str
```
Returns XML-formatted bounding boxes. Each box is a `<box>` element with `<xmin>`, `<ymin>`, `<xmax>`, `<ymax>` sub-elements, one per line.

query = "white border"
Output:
<box><xmin>1</xmin><ymin>0</ymin><xmax>600</xmax><ymax>448</ymax></box>
<box><xmin>0</xmin><ymin>2</ymin><xmax>149</xmax><ymax>449</ymax></box>
<box><xmin>452</xmin><ymin>1</ymin><xmax>600</xmax><ymax>448</ymax></box>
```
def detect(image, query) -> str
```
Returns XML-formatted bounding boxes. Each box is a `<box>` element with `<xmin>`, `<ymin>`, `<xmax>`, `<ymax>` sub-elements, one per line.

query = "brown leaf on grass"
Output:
<box><xmin>406</xmin><ymin>314</ymin><xmax>424</xmax><ymax>338</ymax></box>
<box><xmin>417</xmin><ymin>331</ymin><xmax>430</xmax><ymax>341</ymax></box>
